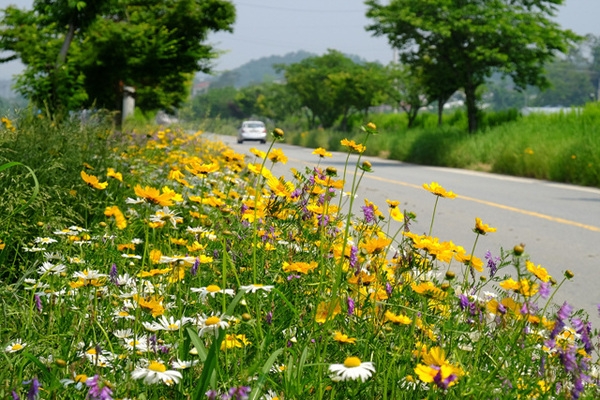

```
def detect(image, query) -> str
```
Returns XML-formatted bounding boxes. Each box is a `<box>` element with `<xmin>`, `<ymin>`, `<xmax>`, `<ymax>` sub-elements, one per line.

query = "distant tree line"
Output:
<box><xmin>186</xmin><ymin>33</ymin><xmax>600</xmax><ymax>132</ymax></box>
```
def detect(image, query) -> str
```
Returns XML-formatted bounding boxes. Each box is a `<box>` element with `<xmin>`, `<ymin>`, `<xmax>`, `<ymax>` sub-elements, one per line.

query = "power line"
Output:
<box><xmin>236</xmin><ymin>1</ymin><xmax>363</xmax><ymax>13</ymax></box>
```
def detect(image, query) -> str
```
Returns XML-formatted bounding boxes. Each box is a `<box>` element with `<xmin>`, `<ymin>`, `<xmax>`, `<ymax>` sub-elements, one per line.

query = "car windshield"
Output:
<box><xmin>244</xmin><ymin>123</ymin><xmax>264</xmax><ymax>129</ymax></box>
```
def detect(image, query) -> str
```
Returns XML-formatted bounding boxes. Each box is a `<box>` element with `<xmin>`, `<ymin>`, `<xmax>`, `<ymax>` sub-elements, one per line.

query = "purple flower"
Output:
<box><xmin>265</xmin><ymin>311</ymin><xmax>273</xmax><ymax>325</ymax></box>
<box><xmin>206</xmin><ymin>390</ymin><xmax>218</xmax><ymax>400</ymax></box>
<box><xmin>385</xmin><ymin>282</ymin><xmax>393</xmax><ymax>296</ymax></box>
<box><xmin>573</xmin><ymin>318</ymin><xmax>594</xmax><ymax>354</ymax></box>
<box><xmin>86</xmin><ymin>375</ymin><xmax>113</xmax><ymax>400</ymax></box>
<box><xmin>347</xmin><ymin>296</ymin><xmax>355</xmax><ymax>316</ymax></box>
<box><xmin>109</xmin><ymin>263</ymin><xmax>118</xmax><ymax>284</ymax></box>
<box><xmin>12</xmin><ymin>390</ymin><xmax>20</xmax><ymax>400</ymax></box>
<box><xmin>222</xmin><ymin>386</ymin><xmax>251</xmax><ymax>400</ymax></box>
<box><xmin>458</xmin><ymin>294</ymin><xmax>469</xmax><ymax>310</ymax></box>
<box><xmin>559</xmin><ymin>346</ymin><xmax>578</xmax><ymax>373</ymax></box>
<box><xmin>572</xmin><ymin>374</ymin><xmax>585</xmax><ymax>400</ymax></box>
<box><xmin>24</xmin><ymin>377</ymin><xmax>40</xmax><ymax>400</ymax></box>
<box><xmin>349</xmin><ymin>245</ymin><xmax>358</xmax><ymax>274</ymax></box>
<box><xmin>484</xmin><ymin>250</ymin><xmax>499</xmax><ymax>277</ymax></box>
<box><xmin>34</xmin><ymin>295</ymin><xmax>42</xmax><ymax>313</ymax></box>
<box><xmin>361</xmin><ymin>204</ymin><xmax>375</xmax><ymax>224</ymax></box>
<box><xmin>539</xmin><ymin>281</ymin><xmax>551</xmax><ymax>299</ymax></box>
<box><xmin>287</xmin><ymin>274</ymin><xmax>301</xmax><ymax>281</ymax></box>
<box><xmin>558</xmin><ymin>302</ymin><xmax>573</xmax><ymax>321</ymax></box>
<box><xmin>191</xmin><ymin>258</ymin><xmax>199</xmax><ymax>276</ymax></box>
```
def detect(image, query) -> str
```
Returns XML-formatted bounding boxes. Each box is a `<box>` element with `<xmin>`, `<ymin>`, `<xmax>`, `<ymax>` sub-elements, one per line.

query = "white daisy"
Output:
<box><xmin>171</xmin><ymin>359</ymin><xmax>199</xmax><ymax>370</ymax></box>
<box><xmin>158</xmin><ymin>255</ymin><xmax>197</xmax><ymax>265</ymax></box>
<box><xmin>23</xmin><ymin>246</ymin><xmax>46</xmax><ymax>252</ymax></box>
<box><xmin>126</xmin><ymin>197</ymin><xmax>146</xmax><ymax>204</ymax></box>
<box><xmin>149</xmin><ymin>207</ymin><xmax>182</xmax><ymax>228</ymax></box>
<box><xmin>240</xmin><ymin>284</ymin><xmax>274</xmax><ymax>294</ymax></box>
<box><xmin>131</xmin><ymin>360</ymin><xmax>182</xmax><ymax>385</ymax></box>
<box><xmin>5</xmin><ymin>339</ymin><xmax>27</xmax><ymax>353</ymax></box>
<box><xmin>328</xmin><ymin>357</ymin><xmax>375</xmax><ymax>382</ymax></box>
<box><xmin>72</xmin><ymin>269</ymin><xmax>107</xmax><ymax>282</ymax></box>
<box><xmin>113</xmin><ymin>329</ymin><xmax>133</xmax><ymax>339</ymax></box>
<box><xmin>196</xmin><ymin>314</ymin><xmax>231</xmax><ymax>337</ymax></box>
<box><xmin>131</xmin><ymin>238</ymin><xmax>144</xmax><ymax>244</ymax></box>
<box><xmin>113</xmin><ymin>309</ymin><xmax>136</xmax><ymax>320</ymax></box>
<box><xmin>123</xmin><ymin>336</ymin><xmax>149</xmax><ymax>352</ymax></box>
<box><xmin>191</xmin><ymin>284</ymin><xmax>235</xmax><ymax>299</ymax></box>
<box><xmin>43</xmin><ymin>252</ymin><xmax>63</xmax><ymax>260</ymax></box>
<box><xmin>37</xmin><ymin>261</ymin><xmax>67</xmax><ymax>275</ymax></box>
<box><xmin>121</xmin><ymin>254</ymin><xmax>142</xmax><ymax>259</ymax></box>
<box><xmin>35</xmin><ymin>237</ymin><xmax>57</xmax><ymax>244</ymax></box>
<box><xmin>143</xmin><ymin>315</ymin><xmax>189</xmax><ymax>332</ymax></box>
<box><xmin>60</xmin><ymin>373</ymin><xmax>89</xmax><ymax>390</ymax></box>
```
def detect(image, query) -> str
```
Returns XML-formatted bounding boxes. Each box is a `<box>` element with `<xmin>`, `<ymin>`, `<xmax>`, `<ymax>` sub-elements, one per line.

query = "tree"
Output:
<box><xmin>382</xmin><ymin>63</ymin><xmax>429</xmax><ymax>128</ymax></box>
<box><xmin>533</xmin><ymin>59</ymin><xmax>595</xmax><ymax>107</ymax></box>
<box><xmin>282</xmin><ymin>50</ymin><xmax>387</xmax><ymax>130</ymax></box>
<box><xmin>0</xmin><ymin>0</ymin><xmax>235</xmax><ymax>117</ymax></box>
<box><xmin>365</xmin><ymin>0</ymin><xmax>579</xmax><ymax>133</ymax></box>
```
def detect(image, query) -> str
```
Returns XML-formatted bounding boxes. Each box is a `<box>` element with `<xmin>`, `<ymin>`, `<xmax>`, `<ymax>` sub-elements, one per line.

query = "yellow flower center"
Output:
<box><xmin>168</xmin><ymin>323</ymin><xmax>179</xmax><ymax>330</ymax></box>
<box><xmin>344</xmin><ymin>356</ymin><xmax>362</xmax><ymax>368</ymax></box>
<box><xmin>75</xmin><ymin>374</ymin><xmax>88</xmax><ymax>383</ymax></box>
<box><xmin>11</xmin><ymin>344</ymin><xmax>23</xmax><ymax>351</ymax></box>
<box><xmin>119</xmin><ymin>311</ymin><xmax>129</xmax><ymax>317</ymax></box>
<box><xmin>205</xmin><ymin>316</ymin><xmax>221</xmax><ymax>326</ymax></box>
<box><xmin>148</xmin><ymin>361</ymin><xmax>167</xmax><ymax>372</ymax></box>
<box><xmin>206</xmin><ymin>285</ymin><xmax>221</xmax><ymax>292</ymax></box>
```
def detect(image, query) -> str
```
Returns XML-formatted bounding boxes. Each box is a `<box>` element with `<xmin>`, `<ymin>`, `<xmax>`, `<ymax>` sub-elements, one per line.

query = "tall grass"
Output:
<box><xmin>278</xmin><ymin>103</ymin><xmax>600</xmax><ymax>188</ymax></box>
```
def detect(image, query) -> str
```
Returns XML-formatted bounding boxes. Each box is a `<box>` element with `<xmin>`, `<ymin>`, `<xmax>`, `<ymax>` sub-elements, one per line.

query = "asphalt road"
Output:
<box><xmin>206</xmin><ymin>133</ymin><xmax>600</xmax><ymax>328</ymax></box>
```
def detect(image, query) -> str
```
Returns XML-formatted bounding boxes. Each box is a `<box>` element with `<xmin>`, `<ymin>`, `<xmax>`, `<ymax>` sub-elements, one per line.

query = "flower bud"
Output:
<box><xmin>565</xmin><ymin>270</ymin><xmax>574</xmax><ymax>279</ymax></box>
<box><xmin>271</xmin><ymin>128</ymin><xmax>284</xmax><ymax>139</ymax></box>
<box><xmin>445</xmin><ymin>271</ymin><xmax>456</xmax><ymax>280</ymax></box>
<box><xmin>325</xmin><ymin>167</ymin><xmax>338</xmax><ymax>177</ymax></box>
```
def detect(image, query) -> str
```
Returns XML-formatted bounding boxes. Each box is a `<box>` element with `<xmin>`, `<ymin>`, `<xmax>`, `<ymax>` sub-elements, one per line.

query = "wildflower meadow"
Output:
<box><xmin>1</xmin><ymin>115</ymin><xmax>599</xmax><ymax>399</ymax></box>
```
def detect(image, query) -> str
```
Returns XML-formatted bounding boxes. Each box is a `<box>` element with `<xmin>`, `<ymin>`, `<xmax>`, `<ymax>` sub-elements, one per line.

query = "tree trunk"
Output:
<box><xmin>437</xmin><ymin>100</ymin><xmax>444</xmax><ymax>126</ymax></box>
<box><xmin>56</xmin><ymin>22</ymin><xmax>76</xmax><ymax>68</ymax></box>
<box><xmin>464</xmin><ymin>82</ymin><xmax>478</xmax><ymax>133</ymax></box>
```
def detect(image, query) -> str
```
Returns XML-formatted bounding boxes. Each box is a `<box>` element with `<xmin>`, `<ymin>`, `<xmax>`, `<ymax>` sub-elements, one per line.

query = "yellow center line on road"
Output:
<box><xmin>367</xmin><ymin>171</ymin><xmax>600</xmax><ymax>233</ymax></box>
<box><xmin>292</xmin><ymin>157</ymin><xmax>600</xmax><ymax>232</ymax></box>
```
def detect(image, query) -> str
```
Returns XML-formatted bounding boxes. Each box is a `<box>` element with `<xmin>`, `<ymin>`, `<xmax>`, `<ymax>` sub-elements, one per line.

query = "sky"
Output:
<box><xmin>1</xmin><ymin>0</ymin><xmax>600</xmax><ymax>79</ymax></box>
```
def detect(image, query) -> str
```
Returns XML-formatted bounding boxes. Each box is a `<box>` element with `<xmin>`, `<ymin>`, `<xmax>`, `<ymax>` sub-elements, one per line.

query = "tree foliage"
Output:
<box><xmin>281</xmin><ymin>50</ymin><xmax>388</xmax><ymax>130</ymax></box>
<box><xmin>0</xmin><ymin>0</ymin><xmax>235</xmax><ymax>117</ymax></box>
<box><xmin>365</xmin><ymin>0</ymin><xmax>580</xmax><ymax>132</ymax></box>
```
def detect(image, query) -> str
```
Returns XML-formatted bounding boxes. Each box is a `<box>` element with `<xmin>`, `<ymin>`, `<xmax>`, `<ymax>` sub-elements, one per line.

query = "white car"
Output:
<box><xmin>237</xmin><ymin>120</ymin><xmax>267</xmax><ymax>144</ymax></box>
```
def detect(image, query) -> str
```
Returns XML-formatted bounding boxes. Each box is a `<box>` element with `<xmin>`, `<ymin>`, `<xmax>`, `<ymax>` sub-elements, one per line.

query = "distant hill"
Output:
<box><xmin>200</xmin><ymin>50</ymin><xmax>374</xmax><ymax>89</ymax></box>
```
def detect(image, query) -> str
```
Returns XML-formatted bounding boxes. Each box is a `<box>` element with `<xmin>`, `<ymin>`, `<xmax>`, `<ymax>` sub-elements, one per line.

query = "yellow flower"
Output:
<box><xmin>106</xmin><ymin>168</ymin><xmax>123</xmax><ymax>182</ymax></box>
<box><xmin>312</xmin><ymin>147</ymin><xmax>332</xmax><ymax>158</ymax></box>
<box><xmin>220</xmin><ymin>334</ymin><xmax>251</xmax><ymax>350</ymax></box>
<box><xmin>136</xmin><ymin>295</ymin><xmax>165</xmax><ymax>317</ymax></box>
<box><xmin>384</xmin><ymin>310</ymin><xmax>412</xmax><ymax>325</ymax></box>
<box><xmin>474</xmin><ymin>217</ymin><xmax>496</xmax><ymax>235</ymax></box>
<box><xmin>526</xmin><ymin>260</ymin><xmax>551</xmax><ymax>282</ymax></box>
<box><xmin>282</xmin><ymin>261</ymin><xmax>318</xmax><ymax>274</ymax></box>
<box><xmin>340</xmin><ymin>138</ymin><xmax>366</xmax><ymax>153</ymax></box>
<box><xmin>134</xmin><ymin>185</ymin><xmax>179</xmax><ymax>206</ymax></box>
<box><xmin>104</xmin><ymin>206</ymin><xmax>127</xmax><ymax>229</ymax></box>
<box><xmin>249</xmin><ymin>147</ymin><xmax>266</xmax><ymax>159</ymax></box>
<box><xmin>81</xmin><ymin>171</ymin><xmax>108</xmax><ymax>190</ymax></box>
<box><xmin>332</xmin><ymin>331</ymin><xmax>356</xmax><ymax>344</ymax></box>
<box><xmin>268</xmin><ymin>148</ymin><xmax>288</xmax><ymax>164</ymax></box>
<box><xmin>315</xmin><ymin>300</ymin><xmax>341</xmax><ymax>323</ymax></box>
<box><xmin>422</xmin><ymin>182</ymin><xmax>456</xmax><ymax>198</ymax></box>
<box><xmin>411</xmin><ymin>281</ymin><xmax>447</xmax><ymax>300</ymax></box>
